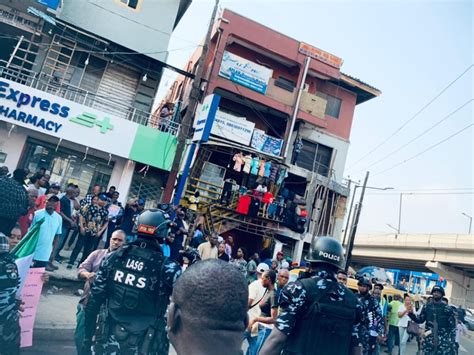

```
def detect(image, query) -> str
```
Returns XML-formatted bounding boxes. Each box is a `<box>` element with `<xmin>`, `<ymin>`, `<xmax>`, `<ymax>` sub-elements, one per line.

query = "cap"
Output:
<box><xmin>257</xmin><ymin>263</ymin><xmax>269</xmax><ymax>273</ymax></box>
<box><xmin>137</xmin><ymin>198</ymin><xmax>145</xmax><ymax>206</ymax></box>
<box><xmin>0</xmin><ymin>233</ymin><xmax>9</xmax><ymax>253</ymax></box>
<box><xmin>50</xmin><ymin>183</ymin><xmax>61</xmax><ymax>190</ymax></box>
<box><xmin>98</xmin><ymin>194</ymin><xmax>109</xmax><ymax>201</ymax></box>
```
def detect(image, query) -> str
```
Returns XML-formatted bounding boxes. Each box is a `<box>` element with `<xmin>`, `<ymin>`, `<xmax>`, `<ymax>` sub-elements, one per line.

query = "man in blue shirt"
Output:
<box><xmin>31</xmin><ymin>195</ymin><xmax>62</xmax><ymax>270</ymax></box>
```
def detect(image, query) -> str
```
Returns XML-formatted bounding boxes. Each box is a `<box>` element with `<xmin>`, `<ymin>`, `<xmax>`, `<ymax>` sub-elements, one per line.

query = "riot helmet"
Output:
<box><xmin>431</xmin><ymin>285</ymin><xmax>445</xmax><ymax>296</ymax></box>
<box><xmin>305</xmin><ymin>236</ymin><xmax>345</xmax><ymax>269</ymax></box>
<box><xmin>136</xmin><ymin>209</ymin><xmax>173</xmax><ymax>241</ymax></box>
<box><xmin>357</xmin><ymin>277</ymin><xmax>372</xmax><ymax>288</ymax></box>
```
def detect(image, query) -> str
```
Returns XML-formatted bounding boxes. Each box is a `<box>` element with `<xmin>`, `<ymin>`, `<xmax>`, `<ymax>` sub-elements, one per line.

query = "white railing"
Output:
<box><xmin>0</xmin><ymin>63</ymin><xmax>180</xmax><ymax>136</ymax></box>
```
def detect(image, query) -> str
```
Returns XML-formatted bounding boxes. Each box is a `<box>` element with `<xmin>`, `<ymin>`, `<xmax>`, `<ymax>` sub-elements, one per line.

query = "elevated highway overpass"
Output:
<box><xmin>351</xmin><ymin>234</ymin><xmax>474</xmax><ymax>307</ymax></box>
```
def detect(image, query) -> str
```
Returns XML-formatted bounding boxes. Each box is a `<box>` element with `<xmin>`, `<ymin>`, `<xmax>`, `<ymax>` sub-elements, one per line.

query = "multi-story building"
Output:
<box><xmin>0</xmin><ymin>0</ymin><xmax>191</xmax><ymax>205</ymax></box>
<box><xmin>164</xmin><ymin>9</ymin><xmax>380</xmax><ymax>261</ymax></box>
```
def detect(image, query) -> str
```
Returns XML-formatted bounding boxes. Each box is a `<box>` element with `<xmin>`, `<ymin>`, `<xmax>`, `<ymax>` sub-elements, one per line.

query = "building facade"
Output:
<box><xmin>164</xmin><ymin>9</ymin><xmax>380</xmax><ymax>261</ymax></box>
<box><xmin>0</xmin><ymin>0</ymin><xmax>191</xmax><ymax>205</ymax></box>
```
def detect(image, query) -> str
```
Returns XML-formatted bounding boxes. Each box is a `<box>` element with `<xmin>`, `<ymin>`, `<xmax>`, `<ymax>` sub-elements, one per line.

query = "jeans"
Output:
<box><xmin>255</xmin><ymin>325</ymin><xmax>272</xmax><ymax>354</ymax></box>
<box><xmin>74</xmin><ymin>303</ymin><xmax>85</xmax><ymax>354</ymax></box>
<box><xmin>55</xmin><ymin>225</ymin><xmax>71</xmax><ymax>260</ymax></box>
<box><xmin>387</xmin><ymin>325</ymin><xmax>400</xmax><ymax>354</ymax></box>
<box><xmin>398</xmin><ymin>326</ymin><xmax>408</xmax><ymax>355</ymax></box>
<box><xmin>81</xmin><ymin>232</ymin><xmax>100</xmax><ymax>264</ymax></box>
<box><xmin>244</xmin><ymin>329</ymin><xmax>258</xmax><ymax>355</ymax></box>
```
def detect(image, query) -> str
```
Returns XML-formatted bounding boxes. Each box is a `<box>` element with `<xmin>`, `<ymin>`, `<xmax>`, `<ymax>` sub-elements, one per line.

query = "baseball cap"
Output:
<box><xmin>257</xmin><ymin>263</ymin><xmax>269</xmax><ymax>273</ymax></box>
<box><xmin>50</xmin><ymin>183</ymin><xmax>61</xmax><ymax>189</ymax></box>
<box><xmin>98</xmin><ymin>194</ymin><xmax>109</xmax><ymax>201</ymax></box>
<box><xmin>137</xmin><ymin>198</ymin><xmax>145</xmax><ymax>206</ymax></box>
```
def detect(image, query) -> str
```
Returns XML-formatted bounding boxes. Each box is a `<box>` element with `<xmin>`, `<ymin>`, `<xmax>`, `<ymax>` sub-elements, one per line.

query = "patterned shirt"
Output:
<box><xmin>357</xmin><ymin>293</ymin><xmax>384</xmax><ymax>354</ymax></box>
<box><xmin>276</xmin><ymin>269</ymin><xmax>363</xmax><ymax>349</ymax></box>
<box><xmin>0</xmin><ymin>252</ymin><xmax>20</xmax><ymax>348</ymax></box>
<box><xmin>80</xmin><ymin>204</ymin><xmax>109</xmax><ymax>235</ymax></box>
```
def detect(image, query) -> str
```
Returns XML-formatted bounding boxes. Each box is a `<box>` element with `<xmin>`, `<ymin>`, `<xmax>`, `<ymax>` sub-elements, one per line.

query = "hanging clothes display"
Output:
<box><xmin>250</xmin><ymin>156</ymin><xmax>260</xmax><ymax>175</ymax></box>
<box><xmin>236</xmin><ymin>195</ymin><xmax>251</xmax><ymax>215</ymax></box>
<box><xmin>242</xmin><ymin>154</ymin><xmax>252</xmax><ymax>174</ymax></box>
<box><xmin>248</xmin><ymin>197</ymin><xmax>260</xmax><ymax>217</ymax></box>
<box><xmin>233</xmin><ymin>153</ymin><xmax>244</xmax><ymax>172</ymax></box>
<box><xmin>269</xmin><ymin>163</ymin><xmax>279</xmax><ymax>183</ymax></box>
<box><xmin>221</xmin><ymin>179</ymin><xmax>235</xmax><ymax>204</ymax></box>
<box><xmin>276</xmin><ymin>167</ymin><xmax>288</xmax><ymax>185</ymax></box>
<box><xmin>264</xmin><ymin>161</ymin><xmax>272</xmax><ymax>178</ymax></box>
<box><xmin>258</xmin><ymin>159</ymin><xmax>266</xmax><ymax>177</ymax></box>
<box><xmin>262</xmin><ymin>191</ymin><xmax>274</xmax><ymax>204</ymax></box>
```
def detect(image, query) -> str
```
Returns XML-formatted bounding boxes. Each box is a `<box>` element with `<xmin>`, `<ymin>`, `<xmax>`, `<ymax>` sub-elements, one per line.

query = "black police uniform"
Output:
<box><xmin>0</xmin><ymin>251</ymin><xmax>20</xmax><ymax>355</ymax></box>
<box><xmin>274</xmin><ymin>236</ymin><xmax>363</xmax><ymax>355</ymax></box>
<box><xmin>84</xmin><ymin>236</ymin><xmax>181</xmax><ymax>354</ymax></box>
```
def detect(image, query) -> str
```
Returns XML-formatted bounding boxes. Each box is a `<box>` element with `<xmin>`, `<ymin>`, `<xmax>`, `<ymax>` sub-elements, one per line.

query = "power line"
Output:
<box><xmin>372</xmin><ymin>123</ymin><xmax>473</xmax><ymax>177</ymax></box>
<box><xmin>350</xmin><ymin>99</ymin><xmax>473</xmax><ymax>174</ymax></box>
<box><xmin>348</xmin><ymin>64</ymin><xmax>473</xmax><ymax>170</ymax></box>
<box><xmin>85</xmin><ymin>0</ymin><xmax>200</xmax><ymax>46</ymax></box>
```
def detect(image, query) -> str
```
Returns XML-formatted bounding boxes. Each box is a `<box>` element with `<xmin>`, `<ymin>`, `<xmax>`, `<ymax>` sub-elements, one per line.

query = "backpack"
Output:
<box><xmin>285</xmin><ymin>278</ymin><xmax>358</xmax><ymax>355</ymax></box>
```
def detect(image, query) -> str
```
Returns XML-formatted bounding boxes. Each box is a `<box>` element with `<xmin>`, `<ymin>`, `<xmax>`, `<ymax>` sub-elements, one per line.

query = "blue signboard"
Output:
<box><xmin>219</xmin><ymin>51</ymin><xmax>273</xmax><ymax>94</ymax></box>
<box><xmin>36</xmin><ymin>0</ymin><xmax>60</xmax><ymax>10</ymax></box>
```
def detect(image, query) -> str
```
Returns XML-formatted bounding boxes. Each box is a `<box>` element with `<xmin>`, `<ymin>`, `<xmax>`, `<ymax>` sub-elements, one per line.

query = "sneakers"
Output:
<box><xmin>66</xmin><ymin>264</ymin><xmax>73</xmax><ymax>269</ymax></box>
<box><xmin>46</xmin><ymin>265</ymin><xmax>56</xmax><ymax>272</ymax></box>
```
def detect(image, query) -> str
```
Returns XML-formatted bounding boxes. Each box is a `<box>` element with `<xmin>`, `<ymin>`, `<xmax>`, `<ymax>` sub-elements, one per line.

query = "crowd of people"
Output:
<box><xmin>0</xmin><ymin>167</ymin><xmax>470</xmax><ymax>355</ymax></box>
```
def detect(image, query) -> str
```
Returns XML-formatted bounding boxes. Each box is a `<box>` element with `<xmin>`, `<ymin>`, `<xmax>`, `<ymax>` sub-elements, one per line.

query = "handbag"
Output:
<box><xmin>407</xmin><ymin>320</ymin><xmax>421</xmax><ymax>336</ymax></box>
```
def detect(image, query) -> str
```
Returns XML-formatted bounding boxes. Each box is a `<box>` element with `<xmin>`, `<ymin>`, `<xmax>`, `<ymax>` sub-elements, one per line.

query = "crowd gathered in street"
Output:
<box><xmin>0</xmin><ymin>167</ymin><xmax>470</xmax><ymax>355</ymax></box>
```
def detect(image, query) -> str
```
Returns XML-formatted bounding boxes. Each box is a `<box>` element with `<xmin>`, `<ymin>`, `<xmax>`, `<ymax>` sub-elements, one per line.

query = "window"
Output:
<box><xmin>316</xmin><ymin>92</ymin><xmax>342</xmax><ymax>118</ymax></box>
<box><xmin>294</xmin><ymin>139</ymin><xmax>332</xmax><ymax>176</ymax></box>
<box><xmin>118</xmin><ymin>0</ymin><xmax>141</xmax><ymax>10</ymax></box>
<box><xmin>275</xmin><ymin>76</ymin><xmax>295</xmax><ymax>92</ymax></box>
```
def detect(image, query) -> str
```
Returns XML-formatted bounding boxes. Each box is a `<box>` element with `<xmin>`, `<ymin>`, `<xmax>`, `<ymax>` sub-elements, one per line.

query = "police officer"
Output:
<box><xmin>260</xmin><ymin>236</ymin><xmax>363</xmax><ymax>355</ymax></box>
<box><xmin>356</xmin><ymin>277</ymin><xmax>384</xmax><ymax>355</ymax></box>
<box><xmin>83</xmin><ymin>209</ymin><xmax>182</xmax><ymax>355</ymax></box>
<box><xmin>0</xmin><ymin>233</ymin><xmax>20</xmax><ymax>355</ymax></box>
<box><xmin>408</xmin><ymin>285</ymin><xmax>456</xmax><ymax>355</ymax></box>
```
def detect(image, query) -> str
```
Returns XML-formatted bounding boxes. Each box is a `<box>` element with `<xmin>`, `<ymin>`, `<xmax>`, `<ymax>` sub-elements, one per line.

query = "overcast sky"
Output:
<box><xmin>157</xmin><ymin>0</ymin><xmax>473</xmax><ymax>234</ymax></box>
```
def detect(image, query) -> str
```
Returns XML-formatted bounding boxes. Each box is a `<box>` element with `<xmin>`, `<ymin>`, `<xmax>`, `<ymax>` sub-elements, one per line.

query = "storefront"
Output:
<box><xmin>0</xmin><ymin>76</ymin><xmax>177</xmax><ymax>203</ymax></box>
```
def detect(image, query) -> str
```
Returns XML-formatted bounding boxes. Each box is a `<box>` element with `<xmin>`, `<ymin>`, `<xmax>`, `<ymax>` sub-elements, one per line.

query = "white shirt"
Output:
<box><xmin>398</xmin><ymin>304</ymin><xmax>411</xmax><ymax>327</ymax></box>
<box><xmin>248</xmin><ymin>278</ymin><xmax>266</xmax><ymax>322</ymax></box>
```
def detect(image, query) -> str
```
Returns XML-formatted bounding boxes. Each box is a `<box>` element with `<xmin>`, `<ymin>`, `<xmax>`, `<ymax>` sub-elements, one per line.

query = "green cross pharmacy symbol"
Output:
<box><xmin>70</xmin><ymin>112</ymin><xmax>114</xmax><ymax>133</ymax></box>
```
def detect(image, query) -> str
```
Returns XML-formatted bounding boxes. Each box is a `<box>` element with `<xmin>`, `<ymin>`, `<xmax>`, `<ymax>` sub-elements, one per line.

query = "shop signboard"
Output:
<box><xmin>0</xmin><ymin>78</ymin><xmax>177</xmax><ymax>171</ymax></box>
<box><xmin>192</xmin><ymin>94</ymin><xmax>220</xmax><ymax>143</ymax></box>
<box><xmin>298</xmin><ymin>42</ymin><xmax>343</xmax><ymax>69</ymax></box>
<box><xmin>211</xmin><ymin>110</ymin><xmax>255</xmax><ymax>146</ymax></box>
<box><xmin>219</xmin><ymin>51</ymin><xmax>273</xmax><ymax>94</ymax></box>
<box><xmin>251</xmin><ymin>129</ymin><xmax>283</xmax><ymax>157</ymax></box>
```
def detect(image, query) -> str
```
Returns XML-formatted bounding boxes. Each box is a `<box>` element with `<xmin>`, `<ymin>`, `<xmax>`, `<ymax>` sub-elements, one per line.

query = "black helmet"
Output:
<box><xmin>357</xmin><ymin>277</ymin><xmax>372</xmax><ymax>288</ymax></box>
<box><xmin>305</xmin><ymin>236</ymin><xmax>345</xmax><ymax>269</ymax></box>
<box><xmin>136</xmin><ymin>209</ymin><xmax>172</xmax><ymax>240</ymax></box>
<box><xmin>431</xmin><ymin>285</ymin><xmax>445</xmax><ymax>296</ymax></box>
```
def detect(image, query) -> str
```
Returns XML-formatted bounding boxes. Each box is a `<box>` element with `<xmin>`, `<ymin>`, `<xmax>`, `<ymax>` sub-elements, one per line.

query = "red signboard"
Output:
<box><xmin>298</xmin><ymin>42</ymin><xmax>343</xmax><ymax>69</ymax></box>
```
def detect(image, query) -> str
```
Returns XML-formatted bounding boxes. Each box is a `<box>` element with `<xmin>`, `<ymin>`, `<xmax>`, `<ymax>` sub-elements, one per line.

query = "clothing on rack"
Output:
<box><xmin>248</xmin><ymin>197</ymin><xmax>260</xmax><ymax>217</ymax></box>
<box><xmin>262</xmin><ymin>192</ymin><xmax>274</xmax><ymax>204</ymax></box>
<box><xmin>250</xmin><ymin>157</ymin><xmax>260</xmax><ymax>175</ymax></box>
<box><xmin>242</xmin><ymin>155</ymin><xmax>252</xmax><ymax>174</ymax></box>
<box><xmin>233</xmin><ymin>153</ymin><xmax>244</xmax><ymax>172</ymax></box>
<box><xmin>258</xmin><ymin>159</ymin><xmax>266</xmax><ymax>177</ymax></box>
<box><xmin>236</xmin><ymin>195</ymin><xmax>251</xmax><ymax>215</ymax></box>
<box><xmin>264</xmin><ymin>161</ymin><xmax>272</xmax><ymax>178</ymax></box>
<box><xmin>276</xmin><ymin>167</ymin><xmax>288</xmax><ymax>185</ymax></box>
<box><xmin>269</xmin><ymin>164</ymin><xmax>279</xmax><ymax>183</ymax></box>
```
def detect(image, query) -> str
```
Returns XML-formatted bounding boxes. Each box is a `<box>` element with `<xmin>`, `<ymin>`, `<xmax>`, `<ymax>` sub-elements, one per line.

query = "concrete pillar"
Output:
<box><xmin>111</xmin><ymin>160</ymin><xmax>135</xmax><ymax>204</ymax></box>
<box><xmin>426</xmin><ymin>261</ymin><xmax>474</xmax><ymax>308</ymax></box>
<box><xmin>293</xmin><ymin>240</ymin><xmax>304</xmax><ymax>264</ymax></box>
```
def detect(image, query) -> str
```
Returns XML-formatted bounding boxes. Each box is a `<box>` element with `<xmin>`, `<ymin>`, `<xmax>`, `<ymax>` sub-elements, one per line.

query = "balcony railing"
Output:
<box><xmin>0</xmin><ymin>63</ymin><xmax>180</xmax><ymax>136</ymax></box>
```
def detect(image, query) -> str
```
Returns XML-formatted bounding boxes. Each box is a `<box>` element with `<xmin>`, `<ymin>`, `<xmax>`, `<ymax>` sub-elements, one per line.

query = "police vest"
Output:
<box><xmin>425</xmin><ymin>303</ymin><xmax>451</xmax><ymax>329</ymax></box>
<box><xmin>106</xmin><ymin>243</ymin><xmax>168</xmax><ymax>326</ymax></box>
<box><xmin>285</xmin><ymin>278</ymin><xmax>358</xmax><ymax>355</ymax></box>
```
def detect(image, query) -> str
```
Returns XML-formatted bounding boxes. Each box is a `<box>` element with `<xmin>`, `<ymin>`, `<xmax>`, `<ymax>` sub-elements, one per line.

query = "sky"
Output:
<box><xmin>157</xmin><ymin>0</ymin><xmax>473</xmax><ymax>234</ymax></box>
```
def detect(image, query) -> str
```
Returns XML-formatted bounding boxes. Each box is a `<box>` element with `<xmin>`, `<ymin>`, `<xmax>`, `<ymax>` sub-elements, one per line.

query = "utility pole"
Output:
<box><xmin>162</xmin><ymin>0</ymin><xmax>220</xmax><ymax>203</ymax></box>
<box><xmin>461</xmin><ymin>212</ymin><xmax>472</xmax><ymax>234</ymax></box>
<box><xmin>345</xmin><ymin>171</ymin><xmax>369</xmax><ymax>271</ymax></box>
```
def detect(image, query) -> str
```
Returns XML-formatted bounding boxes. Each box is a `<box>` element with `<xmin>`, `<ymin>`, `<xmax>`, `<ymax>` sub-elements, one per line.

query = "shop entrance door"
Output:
<box><xmin>21</xmin><ymin>139</ymin><xmax>113</xmax><ymax>198</ymax></box>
